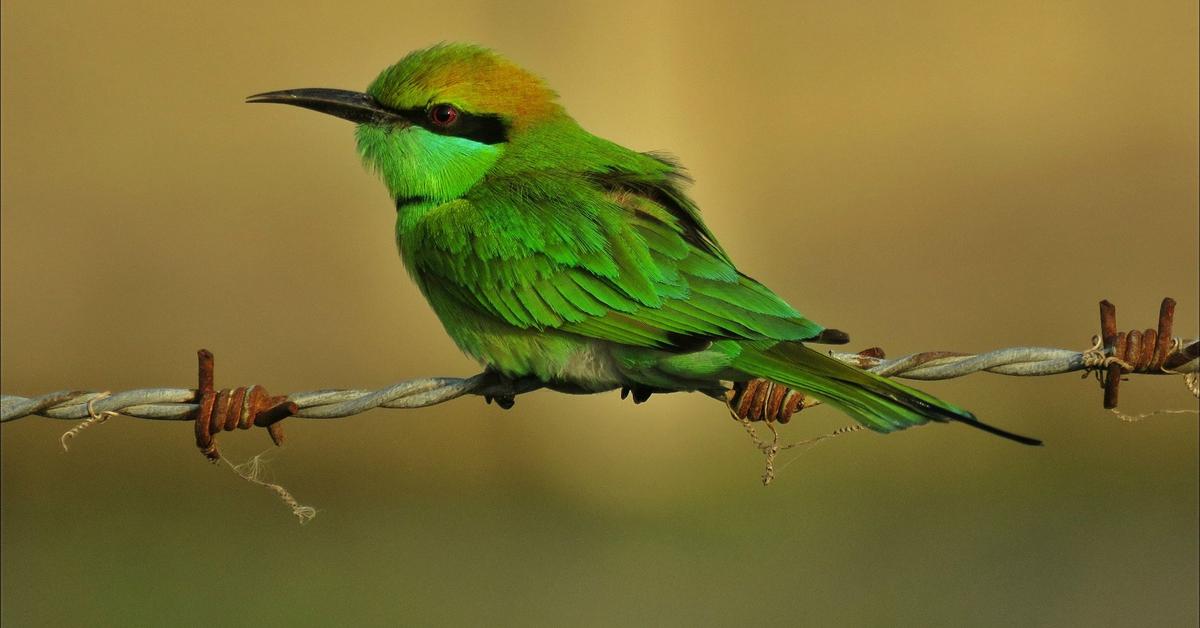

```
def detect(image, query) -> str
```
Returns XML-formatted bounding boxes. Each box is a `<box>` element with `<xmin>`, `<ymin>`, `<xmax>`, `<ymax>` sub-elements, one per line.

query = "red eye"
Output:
<box><xmin>429</xmin><ymin>104</ymin><xmax>459</xmax><ymax>127</ymax></box>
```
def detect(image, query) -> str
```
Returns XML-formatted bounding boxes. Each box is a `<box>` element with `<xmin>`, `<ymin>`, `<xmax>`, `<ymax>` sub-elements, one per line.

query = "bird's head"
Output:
<box><xmin>248</xmin><ymin>43</ymin><xmax>566</xmax><ymax>204</ymax></box>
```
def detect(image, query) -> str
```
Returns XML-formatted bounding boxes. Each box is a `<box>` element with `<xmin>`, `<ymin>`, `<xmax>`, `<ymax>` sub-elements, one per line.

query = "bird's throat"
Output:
<box><xmin>356</xmin><ymin>124</ymin><xmax>503</xmax><ymax>205</ymax></box>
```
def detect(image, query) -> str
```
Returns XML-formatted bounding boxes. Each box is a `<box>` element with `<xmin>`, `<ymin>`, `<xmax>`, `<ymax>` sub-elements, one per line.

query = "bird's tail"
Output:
<box><xmin>732</xmin><ymin>342</ymin><xmax>1041</xmax><ymax>446</ymax></box>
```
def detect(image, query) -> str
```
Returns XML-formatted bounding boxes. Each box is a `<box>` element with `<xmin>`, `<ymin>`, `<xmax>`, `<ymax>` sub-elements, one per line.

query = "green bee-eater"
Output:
<box><xmin>248</xmin><ymin>43</ymin><xmax>1039</xmax><ymax>446</ymax></box>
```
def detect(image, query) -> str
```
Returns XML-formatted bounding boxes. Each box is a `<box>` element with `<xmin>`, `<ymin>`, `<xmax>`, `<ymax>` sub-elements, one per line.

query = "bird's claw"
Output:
<box><xmin>484</xmin><ymin>394</ymin><xmax>515</xmax><ymax>409</ymax></box>
<box><xmin>620</xmin><ymin>385</ymin><xmax>654</xmax><ymax>404</ymax></box>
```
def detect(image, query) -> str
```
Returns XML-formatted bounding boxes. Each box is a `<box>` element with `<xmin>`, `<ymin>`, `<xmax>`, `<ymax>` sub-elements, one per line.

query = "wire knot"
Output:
<box><xmin>1093</xmin><ymin>298</ymin><xmax>1197</xmax><ymax>409</ymax></box>
<box><xmin>726</xmin><ymin>348</ymin><xmax>883</xmax><ymax>422</ymax></box>
<box><xmin>60</xmin><ymin>392</ymin><xmax>119</xmax><ymax>451</ymax></box>
<box><xmin>727</xmin><ymin>379</ymin><xmax>809</xmax><ymax>423</ymax></box>
<box><xmin>193</xmin><ymin>349</ymin><xmax>297</xmax><ymax>462</ymax></box>
<box><xmin>1081</xmin><ymin>336</ymin><xmax>1134</xmax><ymax>371</ymax></box>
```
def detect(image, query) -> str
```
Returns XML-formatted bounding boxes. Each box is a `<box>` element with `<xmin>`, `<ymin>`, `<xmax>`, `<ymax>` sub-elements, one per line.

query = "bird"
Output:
<box><xmin>247</xmin><ymin>43</ymin><xmax>1040</xmax><ymax>446</ymax></box>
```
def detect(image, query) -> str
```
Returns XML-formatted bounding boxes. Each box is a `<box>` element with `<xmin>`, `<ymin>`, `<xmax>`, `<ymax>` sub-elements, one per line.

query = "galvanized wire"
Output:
<box><xmin>3</xmin><ymin>340</ymin><xmax>1196</xmax><ymax>423</ymax></box>
<box><xmin>834</xmin><ymin>344</ymin><xmax>1195</xmax><ymax>379</ymax></box>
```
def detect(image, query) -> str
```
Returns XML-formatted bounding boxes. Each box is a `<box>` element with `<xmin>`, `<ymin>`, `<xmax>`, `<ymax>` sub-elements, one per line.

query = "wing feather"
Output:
<box><xmin>404</xmin><ymin>167</ymin><xmax>830</xmax><ymax>351</ymax></box>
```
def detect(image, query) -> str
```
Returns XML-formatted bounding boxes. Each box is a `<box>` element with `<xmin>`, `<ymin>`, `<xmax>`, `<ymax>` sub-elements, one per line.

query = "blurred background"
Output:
<box><xmin>2</xmin><ymin>1</ymin><xmax>1197</xmax><ymax>626</ymax></box>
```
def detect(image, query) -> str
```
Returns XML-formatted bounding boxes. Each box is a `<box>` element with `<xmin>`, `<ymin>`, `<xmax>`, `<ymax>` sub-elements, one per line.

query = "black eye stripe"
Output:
<box><xmin>391</xmin><ymin>106</ymin><xmax>508</xmax><ymax>145</ymax></box>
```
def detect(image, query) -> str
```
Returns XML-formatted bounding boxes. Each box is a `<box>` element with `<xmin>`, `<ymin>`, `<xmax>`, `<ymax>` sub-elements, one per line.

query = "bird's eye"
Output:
<box><xmin>428</xmin><ymin>104</ymin><xmax>460</xmax><ymax>127</ymax></box>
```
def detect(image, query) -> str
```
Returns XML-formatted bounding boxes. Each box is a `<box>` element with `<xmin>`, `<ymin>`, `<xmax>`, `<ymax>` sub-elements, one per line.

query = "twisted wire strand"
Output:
<box><xmin>59</xmin><ymin>393</ymin><xmax>119</xmax><ymax>451</ymax></box>
<box><xmin>3</xmin><ymin>340</ymin><xmax>1195</xmax><ymax>424</ymax></box>
<box><xmin>831</xmin><ymin>342</ymin><xmax>1198</xmax><ymax>379</ymax></box>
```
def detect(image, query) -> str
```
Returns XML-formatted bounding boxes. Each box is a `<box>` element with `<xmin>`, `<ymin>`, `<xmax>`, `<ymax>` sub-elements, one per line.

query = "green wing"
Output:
<box><xmin>401</xmin><ymin>167</ymin><xmax>827</xmax><ymax>350</ymax></box>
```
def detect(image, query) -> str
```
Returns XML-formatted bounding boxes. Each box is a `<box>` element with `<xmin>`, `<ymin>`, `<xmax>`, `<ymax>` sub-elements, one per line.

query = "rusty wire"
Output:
<box><xmin>719</xmin><ymin>298</ymin><xmax>1197</xmax><ymax>422</ymax></box>
<box><xmin>2</xmin><ymin>298</ymin><xmax>1197</xmax><ymax>458</ymax></box>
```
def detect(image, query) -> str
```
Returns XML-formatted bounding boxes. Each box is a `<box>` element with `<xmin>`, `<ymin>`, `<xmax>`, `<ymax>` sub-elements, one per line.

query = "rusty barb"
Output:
<box><xmin>725</xmin><ymin>298</ymin><xmax>1197</xmax><ymax>423</ymax></box>
<box><xmin>1095</xmin><ymin>298</ymin><xmax>1197</xmax><ymax>409</ymax></box>
<box><xmin>726</xmin><ymin>347</ymin><xmax>885</xmax><ymax>423</ymax></box>
<box><xmin>193</xmin><ymin>350</ymin><xmax>296</xmax><ymax>462</ymax></box>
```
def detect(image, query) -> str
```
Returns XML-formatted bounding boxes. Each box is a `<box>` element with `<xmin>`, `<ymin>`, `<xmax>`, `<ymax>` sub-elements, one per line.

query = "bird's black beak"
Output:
<box><xmin>246</xmin><ymin>88</ymin><xmax>408</xmax><ymax>126</ymax></box>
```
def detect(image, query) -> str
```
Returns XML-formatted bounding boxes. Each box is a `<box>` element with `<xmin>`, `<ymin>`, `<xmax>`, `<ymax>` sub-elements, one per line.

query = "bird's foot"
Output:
<box><xmin>484</xmin><ymin>393</ymin><xmax>516</xmax><ymax>410</ymax></box>
<box><xmin>620</xmin><ymin>384</ymin><xmax>655</xmax><ymax>404</ymax></box>
<box><xmin>478</xmin><ymin>368</ymin><xmax>542</xmax><ymax>410</ymax></box>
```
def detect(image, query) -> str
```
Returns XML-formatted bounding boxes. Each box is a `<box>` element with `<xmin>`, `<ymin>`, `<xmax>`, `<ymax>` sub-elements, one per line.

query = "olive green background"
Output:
<box><xmin>2</xmin><ymin>1</ymin><xmax>1197</xmax><ymax>626</ymax></box>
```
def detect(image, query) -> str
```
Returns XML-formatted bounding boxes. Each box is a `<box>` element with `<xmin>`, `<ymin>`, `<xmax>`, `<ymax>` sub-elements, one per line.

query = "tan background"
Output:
<box><xmin>2</xmin><ymin>1</ymin><xmax>1197</xmax><ymax>626</ymax></box>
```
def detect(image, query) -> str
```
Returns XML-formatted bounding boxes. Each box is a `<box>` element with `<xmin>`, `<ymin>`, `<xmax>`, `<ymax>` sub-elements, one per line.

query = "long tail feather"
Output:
<box><xmin>733</xmin><ymin>342</ymin><xmax>1042</xmax><ymax>446</ymax></box>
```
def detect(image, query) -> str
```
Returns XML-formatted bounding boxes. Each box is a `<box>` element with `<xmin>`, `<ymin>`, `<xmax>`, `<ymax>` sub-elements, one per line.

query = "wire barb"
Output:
<box><xmin>192</xmin><ymin>350</ymin><xmax>297</xmax><ymax>462</ymax></box>
<box><xmin>1092</xmin><ymin>298</ymin><xmax>1196</xmax><ymax>409</ymax></box>
<box><xmin>726</xmin><ymin>347</ymin><xmax>888</xmax><ymax>423</ymax></box>
<box><xmin>727</xmin><ymin>379</ymin><xmax>810</xmax><ymax>423</ymax></box>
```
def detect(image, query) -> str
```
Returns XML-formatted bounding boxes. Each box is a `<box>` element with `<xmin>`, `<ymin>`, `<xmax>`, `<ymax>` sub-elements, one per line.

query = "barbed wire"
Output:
<box><xmin>4</xmin><ymin>343</ymin><xmax>1195</xmax><ymax>425</ymax></box>
<box><xmin>0</xmin><ymin>373</ymin><xmax>533</xmax><ymax>423</ymax></box>
<box><xmin>3</xmin><ymin>297</ymin><xmax>1197</xmax><ymax>516</ymax></box>
<box><xmin>2</xmin><ymin>298</ymin><xmax>1197</xmax><ymax>449</ymax></box>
